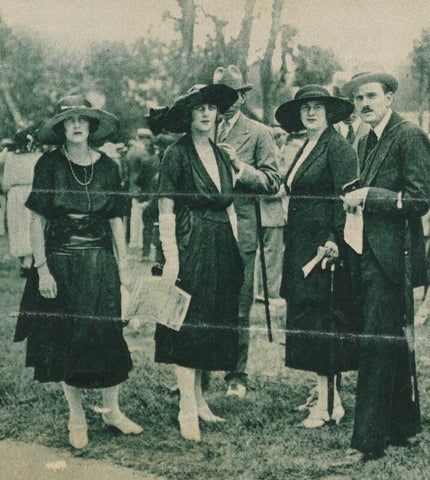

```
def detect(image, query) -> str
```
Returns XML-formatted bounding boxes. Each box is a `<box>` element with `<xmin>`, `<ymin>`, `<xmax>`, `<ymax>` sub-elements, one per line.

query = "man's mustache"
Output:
<box><xmin>361</xmin><ymin>107</ymin><xmax>373</xmax><ymax>114</ymax></box>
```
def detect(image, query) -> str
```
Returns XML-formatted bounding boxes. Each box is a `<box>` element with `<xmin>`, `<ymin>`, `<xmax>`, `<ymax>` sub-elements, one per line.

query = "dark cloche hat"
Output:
<box><xmin>161</xmin><ymin>84</ymin><xmax>238</xmax><ymax>133</ymax></box>
<box><xmin>341</xmin><ymin>71</ymin><xmax>399</xmax><ymax>99</ymax></box>
<box><xmin>37</xmin><ymin>95</ymin><xmax>119</xmax><ymax>145</ymax></box>
<box><xmin>275</xmin><ymin>85</ymin><xmax>354</xmax><ymax>133</ymax></box>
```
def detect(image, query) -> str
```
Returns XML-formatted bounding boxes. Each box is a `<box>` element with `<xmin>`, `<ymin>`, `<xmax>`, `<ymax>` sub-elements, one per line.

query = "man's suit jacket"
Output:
<box><xmin>223</xmin><ymin>112</ymin><xmax>280</xmax><ymax>251</ymax></box>
<box><xmin>358</xmin><ymin>112</ymin><xmax>430</xmax><ymax>287</ymax></box>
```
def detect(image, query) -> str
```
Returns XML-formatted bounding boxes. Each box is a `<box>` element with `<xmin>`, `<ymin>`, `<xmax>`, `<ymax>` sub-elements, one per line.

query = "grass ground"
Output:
<box><xmin>1</xmin><ymin>235</ymin><xmax>430</xmax><ymax>479</ymax></box>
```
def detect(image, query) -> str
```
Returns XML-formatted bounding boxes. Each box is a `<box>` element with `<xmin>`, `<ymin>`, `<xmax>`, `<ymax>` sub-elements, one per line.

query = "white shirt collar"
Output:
<box><xmin>373</xmin><ymin>109</ymin><xmax>392</xmax><ymax>140</ymax></box>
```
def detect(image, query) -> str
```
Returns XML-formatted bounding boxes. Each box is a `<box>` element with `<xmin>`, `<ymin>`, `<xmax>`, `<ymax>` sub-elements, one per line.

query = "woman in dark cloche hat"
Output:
<box><xmin>153</xmin><ymin>84</ymin><xmax>243</xmax><ymax>441</ymax></box>
<box><xmin>14</xmin><ymin>95</ymin><xmax>142</xmax><ymax>449</ymax></box>
<box><xmin>275</xmin><ymin>85</ymin><xmax>360</xmax><ymax>428</ymax></box>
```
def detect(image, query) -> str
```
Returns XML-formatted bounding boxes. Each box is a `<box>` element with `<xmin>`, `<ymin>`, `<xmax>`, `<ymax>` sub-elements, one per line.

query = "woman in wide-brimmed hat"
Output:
<box><xmin>14</xmin><ymin>95</ymin><xmax>142</xmax><ymax>449</ymax></box>
<box><xmin>275</xmin><ymin>85</ymin><xmax>360</xmax><ymax>428</ymax></box>
<box><xmin>153</xmin><ymin>84</ymin><xmax>243</xmax><ymax>441</ymax></box>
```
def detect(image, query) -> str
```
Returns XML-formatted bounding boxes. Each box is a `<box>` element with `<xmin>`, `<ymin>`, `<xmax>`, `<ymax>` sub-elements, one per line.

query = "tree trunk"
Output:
<box><xmin>0</xmin><ymin>73</ymin><xmax>26</xmax><ymax>130</ymax></box>
<box><xmin>260</xmin><ymin>0</ymin><xmax>285</xmax><ymax>124</ymax></box>
<box><xmin>236</xmin><ymin>0</ymin><xmax>256</xmax><ymax>79</ymax></box>
<box><xmin>177</xmin><ymin>0</ymin><xmax>196</xmax><ymax>70</ymax></box>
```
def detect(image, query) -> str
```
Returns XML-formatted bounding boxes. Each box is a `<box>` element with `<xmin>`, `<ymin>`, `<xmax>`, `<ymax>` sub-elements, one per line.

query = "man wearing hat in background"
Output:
<box><xmin>341</xmin><ymin>72</ymin><xmax>430</xmax><ymax>461</ymax></box>
<box><xmin>213</xmin><ymin>65</ymin><xmax>280</xmax><ymax>398</ymax></box>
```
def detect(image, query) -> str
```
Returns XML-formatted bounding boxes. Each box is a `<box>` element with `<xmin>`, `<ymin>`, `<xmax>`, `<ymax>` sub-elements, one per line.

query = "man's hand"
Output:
<box><xmin>342</xmin><ymin>188</ymin><xmax>367</xmax><ymax>214</ymax></box>
<box><xmin>218</xmin><ymin>143</ymin><xmax>241</xmax><ymax>172</ymax></box>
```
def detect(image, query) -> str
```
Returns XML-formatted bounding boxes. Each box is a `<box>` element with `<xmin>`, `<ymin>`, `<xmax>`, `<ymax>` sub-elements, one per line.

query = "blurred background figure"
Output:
<box><xmin>135</xmin><ymin>133</ymin><xmax>162</xmax><ymax>263</ymax></box>
<box><xmin>126</xmin><ymin>127</ymin><xmax>153</xmax><ymax>248</ymax></box>
<box><xmin>336</xmin><ymin>109</ymin><xmax>369</xmax><ymax>152</ymax></box>
<box><xmin>0</xmin><ymin>138</ymin><xmax>14</xmax><ymax>237</ymax></box>
<box><xmin>415</xmin><ymin>210</ymin><xmax>430</xmax><ymax>325</ymax></box>
<box><xmin>3</xmin><ymin>129</ymin><xmax>39</xmax><ymax>276</ymax></box>
<box><xmin>99</xmin><ymin>141</ymin><xmax>131</xmax><ymax>239</ymax></box>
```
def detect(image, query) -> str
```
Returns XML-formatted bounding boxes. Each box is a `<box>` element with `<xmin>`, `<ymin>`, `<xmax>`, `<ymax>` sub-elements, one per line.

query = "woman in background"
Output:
<box><xmin>3</xmin><ymin>130</ymin><xmax>39</xmax><ymax>276</ymax></box>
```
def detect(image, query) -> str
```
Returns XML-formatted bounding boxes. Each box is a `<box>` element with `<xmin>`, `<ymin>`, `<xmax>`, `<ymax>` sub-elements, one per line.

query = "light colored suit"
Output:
<box><xmin>222</xmin><ymin>112</ymin><xmax>280</xmax><ymax>385</ymax></box>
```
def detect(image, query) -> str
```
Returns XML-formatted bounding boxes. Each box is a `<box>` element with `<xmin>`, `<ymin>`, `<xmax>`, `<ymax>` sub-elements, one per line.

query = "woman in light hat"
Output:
<box><xmin>14</xmin><ymin>95</ymin><xmax>142</xmax><ymax>449</ymax></box>
<box><xmin>275</xmin><ymin>85</ymin><xmax>359</xmax><ymax>428</ymax></box>
<box><xmin>153</xmin><ymin>84</ymin><xmax>243</xmax><ymax>441</ymax></box>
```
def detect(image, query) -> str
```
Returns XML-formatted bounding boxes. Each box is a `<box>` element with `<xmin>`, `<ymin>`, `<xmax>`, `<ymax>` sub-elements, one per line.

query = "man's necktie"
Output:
<box><xmin>365</xmin><ymin>129</ymin><xmax>378</xmax><ymax>160</ymax></box>
<box><xmin>217</xmin><ymin>120</ymin><xmax>230</xmax><ymax>143</ymax></box>
<box><xmin>346</xmin><ymin>124</ymin><xmax>355</xmax><ymax>145</ymax></box>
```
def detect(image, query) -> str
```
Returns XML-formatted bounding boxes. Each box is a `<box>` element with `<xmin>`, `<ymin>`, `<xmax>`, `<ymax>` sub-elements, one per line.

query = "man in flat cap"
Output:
<box><xmin>213</xmin><ymin>65</ymin><xmax>280</xmax><ymax>398</ymax></box>
<box><xmin>341</xmin><ymin>72</ymin><xmax>430</xmax><ymax>461</ymax></box>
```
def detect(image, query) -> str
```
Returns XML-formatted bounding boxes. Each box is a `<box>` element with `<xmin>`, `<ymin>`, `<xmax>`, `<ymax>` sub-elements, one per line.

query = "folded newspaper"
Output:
<box><xmin>125</xmin><ymin>277</ymin><xmax>191</xmax><ymax>331</ymax></box>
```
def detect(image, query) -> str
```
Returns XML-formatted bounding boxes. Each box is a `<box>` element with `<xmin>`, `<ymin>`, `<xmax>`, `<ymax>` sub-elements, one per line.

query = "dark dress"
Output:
<box><xmin>154</xmin><ymin>134</ymin><xmax>243</xmax><ymax>371</ymax></box>
<box><xmin>14</xmin><ymin>149</ymin><xmax>132</xmax><ymax>388</ymax></box>
<box><xmin>280</xmin><ymin>126</ymin><xmax>360</xmax><ymax>375</ymax></box>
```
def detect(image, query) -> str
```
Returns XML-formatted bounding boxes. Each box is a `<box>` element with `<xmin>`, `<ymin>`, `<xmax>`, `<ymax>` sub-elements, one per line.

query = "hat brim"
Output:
<box><xmin>341</xmin><ymin>73</ymin><xmax>399</xmax><ymax>99</ymax></box>
<box><xmin>237</xmin><ymin>84</ymin><xmax>253</xmax><ymax>93</ymax></box>
<box><xmin>275</xmin><ymin>96</ymin><xmax>354</xmax><ymax>133</ymax></box>
<box><xmin>37</xmin><ymin>107</ymin><xmax>119</xmax><ymax>145</ymax></box>
<box><xmin>163</xmin><ymin>85</ymin><xmax>238</xmax><ymax>133</ymax></box>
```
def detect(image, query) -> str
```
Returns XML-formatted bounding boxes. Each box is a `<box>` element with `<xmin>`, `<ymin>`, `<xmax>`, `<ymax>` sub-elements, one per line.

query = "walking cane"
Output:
<box><xmin>327</xmin><ymin>262</ymin><xmax>336</xmax><ymax>421</ymax></box>
<box><xmin>255</xmin><ymin>196</ymin><xmax>273</xmax><ymax>342</ymax></box>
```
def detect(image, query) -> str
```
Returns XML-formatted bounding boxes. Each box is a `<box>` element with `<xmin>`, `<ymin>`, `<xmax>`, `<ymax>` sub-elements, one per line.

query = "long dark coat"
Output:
<box><xmin>154</xmin><ymin>134</ymin><xmax>243</xmax><ymax>371</ymax></box>
<box><xmin>351</xmin><ymin>112</ymin><xmax>430</xmax><ymax>455</ymax></box>
<box><xmin>280</xmin><ymin>125</ymin><xmax>359</xmax><ymax>374</ymax></box>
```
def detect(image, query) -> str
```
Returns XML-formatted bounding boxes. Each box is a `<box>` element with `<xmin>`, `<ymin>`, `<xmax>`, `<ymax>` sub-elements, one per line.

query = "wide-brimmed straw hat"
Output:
<box><xmin>161</xmin><ymin>84</ymin><xmax>238</xmax><ymax>133</ymax></box>
<box><xmin>37</xmin><ymin>95</ymin><xmax>119</xmax><ymax>145</ymax></box>
<box><xmin>341</xmin><ymin>72</ymin><xmax>398</xmax><ymax>99</ymax></box>
<box><xmin>213</xmin><ymin>65</ymin><xmax>253</xmax><ymax>92</ymax></box>
<box><xmin>275</xmin><ymin>85</ymin><xmax>354</xmax><ymax>133</ymax></box>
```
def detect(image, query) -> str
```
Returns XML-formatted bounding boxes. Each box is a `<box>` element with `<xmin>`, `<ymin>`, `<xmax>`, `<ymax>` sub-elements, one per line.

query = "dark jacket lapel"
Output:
<box><xmin>361</xmin><ymin>112</ymin><xmax>407</xmax><ymax>186</ymax></box>
<box><xmin>290</xmin><ymin>126</ymin><xmax>333</xmax><ymax>190</ymax></box>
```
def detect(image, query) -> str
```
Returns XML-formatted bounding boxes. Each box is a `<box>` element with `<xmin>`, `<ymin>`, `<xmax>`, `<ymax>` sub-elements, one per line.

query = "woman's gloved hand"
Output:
<box><xmin>159</xmin><ymin>213</ymin><xmax>179</xmax><ymax>283</ymax></box>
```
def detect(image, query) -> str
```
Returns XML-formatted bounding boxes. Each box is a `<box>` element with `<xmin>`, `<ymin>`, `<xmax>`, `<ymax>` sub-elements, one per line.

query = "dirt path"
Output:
<box><xmin>0</xmin><ymin>439</ymin><xmax>165</xmax><ymax>480</ymax></box>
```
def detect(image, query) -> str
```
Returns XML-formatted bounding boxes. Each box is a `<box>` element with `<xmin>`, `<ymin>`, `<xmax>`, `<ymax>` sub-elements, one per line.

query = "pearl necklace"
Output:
<box><xmin>61</xmin><ymin>145</ymin><xmax>94</xmax><ymax>186</ymax></box>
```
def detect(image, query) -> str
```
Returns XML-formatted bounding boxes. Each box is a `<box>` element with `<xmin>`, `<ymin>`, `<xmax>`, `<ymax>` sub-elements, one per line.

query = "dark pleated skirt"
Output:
<box><xmin>155</xmin><ymin>215</ymin><xmax>243</xmax><ymax>370</ymax></box>
<box><xmin>15</xmin><ymin>247</ymin><xmax>132</xmax><ymax>388</ymax></box>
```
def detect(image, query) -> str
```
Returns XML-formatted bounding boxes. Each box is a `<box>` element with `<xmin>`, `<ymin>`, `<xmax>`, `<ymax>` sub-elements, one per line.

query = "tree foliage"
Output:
<box><xmin>0</xmin><ymin>2</ymin><xmax>346</xmax><ymax>139</ymax></box>
<box><xmin>410</xmin><ymin>28</ymin><xmax>430</xmax><ymax>126</ymax></box>
<box><xmin>293</xmin><ymin>45</ymin><xmax>342</xmax><ymax>87</ymax></box>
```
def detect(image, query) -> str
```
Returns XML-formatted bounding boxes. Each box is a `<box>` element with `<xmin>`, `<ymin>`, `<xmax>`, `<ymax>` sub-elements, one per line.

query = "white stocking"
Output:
<box><xmin>62</xmin><ymin>382</ymin><xmax>86</xmax><ymax>426</ymax></box>
<box><xmin>176</xmin><ymin>366</ymin><xmax>200</xmax><ymax>441</ymax></box>
<box><xmin>101</xmin><ymin>385</ymin><xmax>121</xmax><ymax>419</ymax></box>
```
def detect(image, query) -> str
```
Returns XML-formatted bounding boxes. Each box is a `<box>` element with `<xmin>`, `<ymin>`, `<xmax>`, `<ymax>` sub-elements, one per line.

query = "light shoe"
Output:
<box><xmin>102</xmin><ymin>413</ymin><xmax>143</xmax><ymax>434</ymax></box>
<box><xmin>330</xmin><ymin>404</ymin><xmax>345</xmax><ymax>425</ymax></box>
<box><xmin>178</xmin><ymin>411</ymin><xmax>201</xmax><ymax>441</ymax></box>
<box><xmin>68</xmin><ymin>424</ymin><xmax>88</xmax><ymax>449</ymax></box>
<box><xmin>226</xmin><ymin>384</ymin><xmax>246</xmax><ymax>398</ymax></box>
<box><xmin>302</xmin><ymin>406</ymin><xmax>330</xmax><ymax>428</ymax></box>
<box><xmin>296</xmin><ymin>387</ymin><xmax>318</xmax><ymax>411</ymax></box>
<box><xmin>198</xmin><ymin>404</ymin><xmax>226</xmax><ymax>423</ymax></box>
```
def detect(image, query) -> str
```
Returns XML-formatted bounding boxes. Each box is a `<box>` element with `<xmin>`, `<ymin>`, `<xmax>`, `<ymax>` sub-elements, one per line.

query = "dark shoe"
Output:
<box><xmin>226</xmin><ymin>383</ymin><xmax>246</xmax><ymax>398</ymax></box>
<box><xmin>331</xmin><ymin>448</ymin><xmax>381</xmax><ymax>467</ymax></box>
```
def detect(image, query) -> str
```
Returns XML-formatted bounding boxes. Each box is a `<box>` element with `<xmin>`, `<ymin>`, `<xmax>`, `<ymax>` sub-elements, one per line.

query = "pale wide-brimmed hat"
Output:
<box><xmin>162</xmin><ymin>84</ymin><xmax>238</xmax><ymax>133</ymax></box>
<box><xmin>213</xmin><ymin>65</ymin><xmax>253</xmax><ymax>92</ymax></box>
<box><xmin>341</xmin><ymin>71</ymin><xmax>399</xmax><ymax>99</ymax></box>
<box><xmin>37</xmin><ymin>95</ymin><xmax>119</xmax><ymax>145</ymax></box>
<box><xmin>275</xmin><ymin>85</ymin><xmax>354</xmax><ymax>133</ymax></box>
